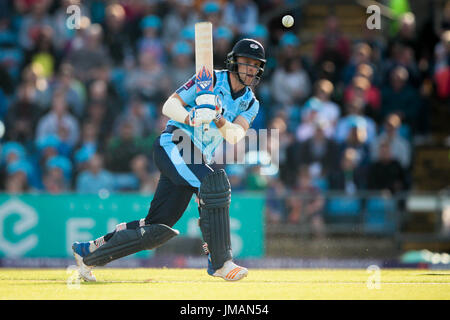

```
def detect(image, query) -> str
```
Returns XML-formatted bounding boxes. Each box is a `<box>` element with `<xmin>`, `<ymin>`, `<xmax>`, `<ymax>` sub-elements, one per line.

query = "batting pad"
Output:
<box><xmin>83</xmin><ymin>224</ymin><xmax>179</xmax><ymax>267</ymax></box>
<box><xmin>199</xmin><ymin>169</ymin><xmax>232</xmax><ymax>270</ymax></box>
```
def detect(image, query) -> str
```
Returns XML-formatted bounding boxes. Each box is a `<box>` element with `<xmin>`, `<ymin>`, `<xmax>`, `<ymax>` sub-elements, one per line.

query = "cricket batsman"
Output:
<box><xmin>72</xmin><ymin>38</ymin><xmax>266</xmax><ymax>282</ymax></box>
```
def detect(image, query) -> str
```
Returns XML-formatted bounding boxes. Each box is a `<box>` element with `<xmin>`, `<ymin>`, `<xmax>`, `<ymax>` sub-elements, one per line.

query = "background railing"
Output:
<box><xmin>262</xmin><ymin>189</ymin><xmax>450</xmax><ymax>257</ymax></box>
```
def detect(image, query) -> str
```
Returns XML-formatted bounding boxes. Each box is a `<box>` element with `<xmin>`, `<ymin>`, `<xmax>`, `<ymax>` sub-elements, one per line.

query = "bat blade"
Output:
<box><xmin>195</xmin><ymin>22</ymin><xmax>214</xmax><ymax>131</ymax></box>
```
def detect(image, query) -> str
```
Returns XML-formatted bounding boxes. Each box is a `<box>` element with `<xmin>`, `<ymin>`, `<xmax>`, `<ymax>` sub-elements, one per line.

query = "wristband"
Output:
<box><xmin>213</xmin><ymin>112</ymin><xmax>223</xmax><ymax>123</ymax></box>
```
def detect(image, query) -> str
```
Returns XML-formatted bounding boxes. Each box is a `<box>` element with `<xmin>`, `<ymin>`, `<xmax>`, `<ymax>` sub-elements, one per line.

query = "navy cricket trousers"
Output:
<box><xmin>144</xmin><ymin>125</ymin><xmax>214</xmax><ymax>227</ymax></box>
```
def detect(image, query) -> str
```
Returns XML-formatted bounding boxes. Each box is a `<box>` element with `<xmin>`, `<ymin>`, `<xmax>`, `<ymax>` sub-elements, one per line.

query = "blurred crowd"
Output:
<box><xmin>0</xmin><ymin>0</ymin><xmax>449</xmax><ymax>231</ymax></box>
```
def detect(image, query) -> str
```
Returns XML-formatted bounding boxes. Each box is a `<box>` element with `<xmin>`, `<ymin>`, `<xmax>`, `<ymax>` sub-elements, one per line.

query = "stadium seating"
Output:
<box><xmin>325</xmin><ymin>196</ymin><xmax>362</xmax><ymax>224</ymax></box>
<box><xmin>363</xmin><ymin>197</ymin><xmax>397</xmax><ymax>234</ymax></box>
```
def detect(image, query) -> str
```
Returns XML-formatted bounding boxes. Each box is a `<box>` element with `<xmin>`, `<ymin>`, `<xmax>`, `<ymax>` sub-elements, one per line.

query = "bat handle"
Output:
<box><xmin>203</xmin><ymin>123</ymin><xmax>209</xmax><ymax>132</ymax></box>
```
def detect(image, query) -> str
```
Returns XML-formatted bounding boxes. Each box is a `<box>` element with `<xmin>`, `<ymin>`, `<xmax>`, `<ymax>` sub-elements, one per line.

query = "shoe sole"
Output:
<box><xmin>214</xmin><ymin>269</ymin><xmax>249</xmax><ymax>281</ymax></box>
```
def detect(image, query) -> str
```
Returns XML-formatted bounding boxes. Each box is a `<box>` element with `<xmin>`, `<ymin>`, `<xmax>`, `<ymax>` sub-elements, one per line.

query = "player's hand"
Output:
<box><xmin>188</xmin><ymin>107</ymin><xmax>215</xmax><ymax>127</ymax></box>
<box><xmin>195</xmin><ymin>94</ymin><xmax>222</xmax><ymax>117</ymax></box>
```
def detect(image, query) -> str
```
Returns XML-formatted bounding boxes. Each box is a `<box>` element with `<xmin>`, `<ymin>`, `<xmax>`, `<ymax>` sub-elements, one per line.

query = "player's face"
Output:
<box><xmin>236</xmin><ymin>56</ymin><xmax>262</xmax><ymax>86</ymax></box>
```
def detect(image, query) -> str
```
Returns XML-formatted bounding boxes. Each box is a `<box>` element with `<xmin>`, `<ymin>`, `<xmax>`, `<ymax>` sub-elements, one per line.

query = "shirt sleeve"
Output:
<box><xmin>238</xmin><ymin>98</ymin><xmax>259</xmax><ymax>127</ymax></box>
<box><xmin>175</xmin><ymin>74</ymin><xmax>196</xmax><ymax>106</ymax></box>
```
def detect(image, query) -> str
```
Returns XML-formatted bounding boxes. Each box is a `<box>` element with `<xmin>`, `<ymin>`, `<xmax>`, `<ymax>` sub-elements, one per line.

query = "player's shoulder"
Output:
<box><xmin>175</xmin><ymin>74</ymin><xmax>196</xmax><ymax>94</ymax></box>
<box><xmin>213</xmin><ymin>69</ymin><xmax>228</xmax><ymax>81</ymax></box>
<box><xmin>244</xmin><ymin>87</ymin><xmax>259</xmax><ymax>105</ymax></box>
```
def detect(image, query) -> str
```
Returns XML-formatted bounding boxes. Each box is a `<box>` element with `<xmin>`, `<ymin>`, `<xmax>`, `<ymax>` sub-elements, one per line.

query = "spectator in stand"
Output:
<box><xmin>17</xmin><ymin>65</ymin><xmax>48</xmax><ymax>112</ymax></box>
<box><xmin>18</xmin><ymin>0</ymin><xmax>53</xmax><ymax>50</ymax></box>
<box><xmin>104</xmin><ymin>121</ymin><xmax>151</xmax><ymax>173</ymax></box>
<box><xmin>33</xmin><ymin>134</ymin><xmax>69</xmax><ymax>189</ymax></box>
<box><xmin>265</xmin><ymin>176</ymin><xmax>287</xmax><ymax>223</ymax></box>
<box><xmin>169</xmin><ymin>41</ymin><xmax>195</xmax><ymax>90</ymax></box>
<box><xmin>35</xmin><ymin>89</ymin><xmax>80</xmax><ymax>149</ymax></box>
<box><xmin>313</xmin><ymin>15</ymin><xmax>351</xmax><ymax>83</ymax></box>
<box><xmin>1</xmin><ymin>142</ymin><xmax>26</xmax><ymax>168</ymax></box>
<box><xmin>434</xmin><ymin>30</ymin><xmax>450</xmax><ymax>72</ymax></box>
<box><xmin>67</xmin><ymin>23</ymin><xmax>111</xmax><ymax>82</ymax></box>
<box><xmin>223</xmin><ymin>0</ymin><xmax>258</xmax><ymax>37</ymax></box>
<box><xmin>343</xmin><ymin>64</ymin><xmax>382</xmax><ymax>122</ymax></box>
<box><xmin>130</xmin><ymin>154</ymin><xmax>159</xmax><ymax>193</ymax></box>
<box><xmin>103</xmin><ymin>3</ymin><xmax>130</xmax><ymax>67</ymax></box>
<box><xmin>76</xmin><ymin>153</ymin><xmax>115</xmax><ymax>193</ymax></box>
<box><xmin>51</xmin><ymin>0</ymin><xmax>88</xmax><ymax>50</ymax></box>
<box><xmin>179</xmin><ymin>25</ymin><xmax>196</xmax><ymax>50</ymax></box>
<box><xmin>433</xmin><ymin>30</ymin><xmax>450</xmax><ymax>100</ymax></box>
<box><xmin>339</xmin><ymin>118</ymin><xmax>371</xmax><ymax>170</ymax></box>
<box><xmin>0</xmin><ymin>12</ymin><xmax>23</xmax><ymax>87</ymax></box>
<box><xmin>286</xmin><ymin>166</ymin><xmax>325</xmax><ymax>237</ymax></box>
<box><xmin>335</xmin><ymin>96</ymin><xmax>377</xmax><ymax>144</ymax></box>
<box><xmin>367</xmin><ymin>140</ymin><xmax>407</xmax><ymax>193</ymax></box>
<box><xmin>125</xmin><ymin>50</ymin><xmax>171</xmax><ymax>105</ymax></box>
<box><xmin>73</xmin><ymin>120</ymin><xmax>99</xmax><ymax>161</ymax></box>
<box><xmin>162</xmin><ymin>0</ymin><xmax>198</xmax><ymax>46</ymax></box>
<box><xmin>44</xmin><ymin>63</ymin><xmax>86</xmax><ymax>119</ymax></box>
<box><xmin>36</xmin><ymin>134</ymin><xmax>61</xmax><ymax>165</ymax></box>
<box><xmin>43</xmin><ymin>155</ymin><xmax>72</xmax><ymax>193</ymax></box>
<box><xmin>341</xmin><ymin>42</ymin><xmax>374</xmax><ymax>86</ymax></box>
<box><xmin>22</xmin><ymin>25</ymin><xmax>60</xmax><ymax>79</ymax></box>
<box><xmin>304</xmin><ymin>79</ymin><xmax>340</xmax><ymax>129</ymax></box>
<box><xmin>381</xmin><ymin>65</ymin><xmax>421</xmax><ymax>134</ymax></box>
<box><xmin>268</xmin><ymin>115</ymin><xmax>294</xmax><ymax>185</ymax></box>
<box><xmin>137</xmin><ymin>15</ymin><xmax>165</xmax><ymax>65</ymax></box>
<box><xmin>296</xmin><ymin>80</ymin><xmax>340</xmax><ymax>140</ymax></box>
<box><xmin>439</xmin><ymin>0</ymin><xmax>450</xmax><ymax>32</ymax></box>
<box><xmin>82</xmin><ymin>100</ymin><xmax>113</xmax><ymax>146</ymax></box>
<box><xmin>387</xmin><ymin>0</ymin><xmax>411</xmax><ymax>36</ymax></box>
<box><xmin>277</xmin><ymin>32</ymin><xmax>311</xmax><ymax>78</ymax></box>
<box><xmin>360</xmin><ymin>24</ymin><xmax>386</xmax><ymax>72</ymax></box>
<box><xmin>87</xmin><ymin>78</ymin><xmax>121</xmax><ymax>121</ymax></box>
<box><xmin>270</xmin><ymin>56</ymin><xmax>311</xmax><ymax>108</ymax></box>
<box><xmin>5</xmin><ymin>159</ymin><xmax>33</xmax><ymax>193</ymax></box>
<box><xmin>5</xmin><ymin>83</ymin><xmax>40</xmax><ymax>144</ymax></box>
<box><xmin>383</xmin><ymin>42</ymin><xmax>421</xmax><ymax>88</ymax></box>
<box><xmin>0</xmin><ymin>63</ymin><xmax>14</xmax><ymax>99</ymax></box>
<box><xmin>113</xmin><ymin>95</ymin><xmax>157</xmax><ymax>139</ymax></box>
<box><xmin>328</xmin><ymin>148</ymin><xmax>367</xmax><ymax>194</ymax></box>
<box><xmin>296</xmin><ymin>120</ymin><xmax>340</xmax><ymax>185</ymax></box>
<box><xmin>371</xmin><ymin>113</ymin><xmax>411</xmax><ymax>169</ymax></box>
<box><xmin>388</xmin><ymin>12</ymin><xmax>420</xmax><ymax>63</ymax></box>
<box><xmin>201</xmin><ymin>2</ymin><xmax>224</xmax><ymax>32</ymax></box>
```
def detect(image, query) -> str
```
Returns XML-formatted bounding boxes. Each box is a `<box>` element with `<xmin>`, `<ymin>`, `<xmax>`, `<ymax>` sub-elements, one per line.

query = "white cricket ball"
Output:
<box><xmin>282</xmin><ymin>15</ymin><xmax>294</xmax><ymax>28</ymax></box>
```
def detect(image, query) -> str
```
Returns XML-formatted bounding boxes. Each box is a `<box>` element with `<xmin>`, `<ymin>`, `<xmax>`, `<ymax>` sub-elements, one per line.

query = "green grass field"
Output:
<box><xmin>0</xmin><ymin>268</ymin><xmax>449</xmax><ymax>300</ymax></box>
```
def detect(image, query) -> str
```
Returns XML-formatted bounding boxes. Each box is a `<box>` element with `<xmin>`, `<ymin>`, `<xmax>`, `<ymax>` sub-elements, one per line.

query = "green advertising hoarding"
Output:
<box><xmin>0</xmin><ymin>193</ymin><xmax>265</xmax><ymax>259</ymax></box>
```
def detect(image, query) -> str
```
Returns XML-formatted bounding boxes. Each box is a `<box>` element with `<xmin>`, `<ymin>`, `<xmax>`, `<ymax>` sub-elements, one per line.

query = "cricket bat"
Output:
<box><xmin>194</xmin><ymin>22</ymin><xmax>214</xmax><ymax>132</ymax></box>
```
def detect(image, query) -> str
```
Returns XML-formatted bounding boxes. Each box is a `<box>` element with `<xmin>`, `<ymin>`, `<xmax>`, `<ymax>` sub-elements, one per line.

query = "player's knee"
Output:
<box><xmin>115</xmin><ymin>219</ymin><xmax>146</xmax><ymax>232</ymax></box>
<box><xmin>199</xmin><ymin>169</ymin><xmax>231</xmax><ymax>208</ymax></box>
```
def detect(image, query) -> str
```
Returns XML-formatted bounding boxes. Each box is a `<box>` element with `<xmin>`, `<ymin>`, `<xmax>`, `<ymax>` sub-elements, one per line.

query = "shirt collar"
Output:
<box><xmin>227</xmin><ymin>71</ymin><xmax>247</xmax><ymax>100</ymax></box>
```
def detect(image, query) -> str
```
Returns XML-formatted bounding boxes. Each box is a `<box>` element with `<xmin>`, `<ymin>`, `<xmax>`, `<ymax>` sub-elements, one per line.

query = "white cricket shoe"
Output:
<box><xmin>211</xmin><ymin>259</ymin><xmax>249</xmax><ymax>281</ymax></box>
<box><xmin>72</xmin><ymin>242</ymin><xmax>97</xmax><ymax>282</ymax></box>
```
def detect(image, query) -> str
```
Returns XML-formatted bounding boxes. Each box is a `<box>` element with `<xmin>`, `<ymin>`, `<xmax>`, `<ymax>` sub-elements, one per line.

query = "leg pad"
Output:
<box><xmin>83</xmin><ymin>224</ymin><xmax>179</xmax><ymax>267</ymax></box>
<box><xmin>199</xmin><ymin>170</ymin><xmax>232</xmax><ymax>270</ymax></box>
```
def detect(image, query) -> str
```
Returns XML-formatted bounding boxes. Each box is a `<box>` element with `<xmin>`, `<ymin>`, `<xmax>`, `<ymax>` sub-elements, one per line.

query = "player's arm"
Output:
<box><xmin>213</xmin><ymin>115</ymin><xmax>248</xmax><ymax>145</ymax></box>
<box><xmin>161</xmin><ymin>93</ymin><xmax>191</xmax><ymax>125</ymax></box>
